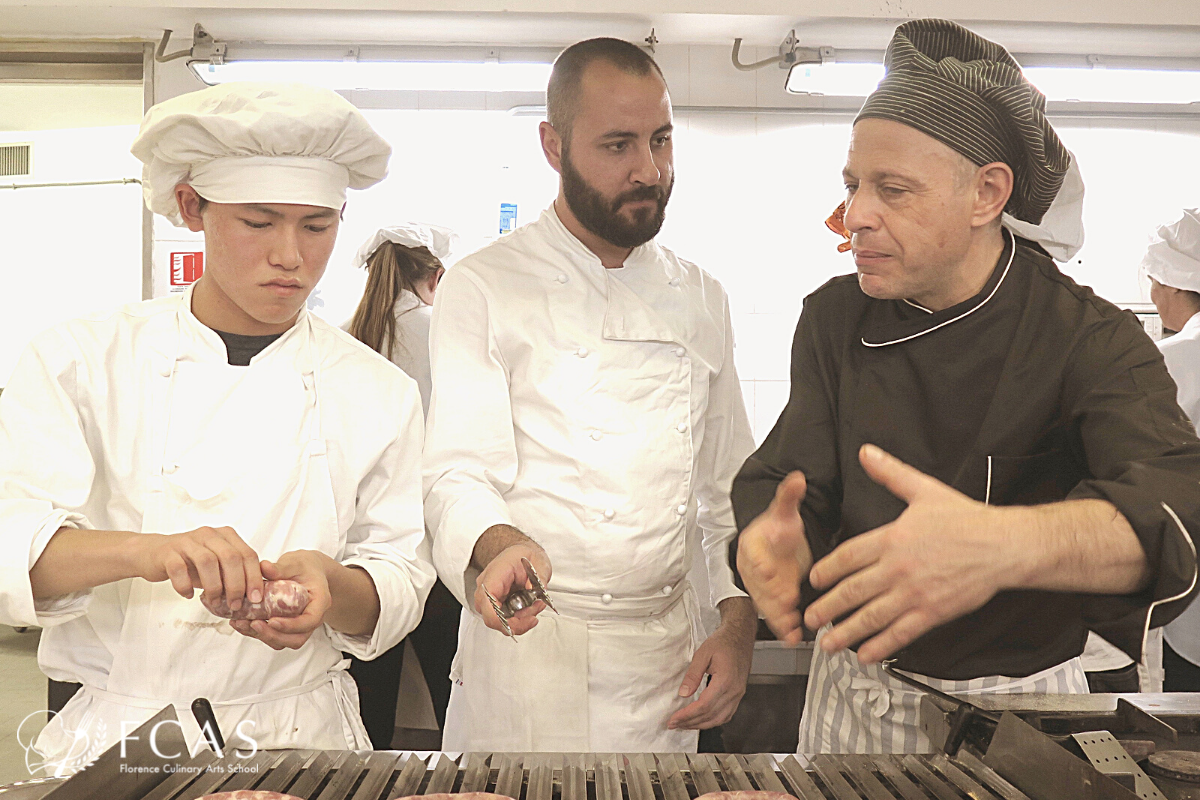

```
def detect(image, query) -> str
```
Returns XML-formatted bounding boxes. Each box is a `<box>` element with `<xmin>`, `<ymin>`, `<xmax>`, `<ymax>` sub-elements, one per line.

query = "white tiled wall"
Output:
<box><xmin>131</xmin><ymin>44</ymin><xmax>1200</xmax><ymax>443</ymax></box>
<box><xmin>0</xmin><ymin>125</ymin><xmax>144</xmax><ymax>386</ymax></box>
<box><xmin>299</xmin><ymin>105</ymin><xmax>1200</xmax><ymax>446</ymax></box>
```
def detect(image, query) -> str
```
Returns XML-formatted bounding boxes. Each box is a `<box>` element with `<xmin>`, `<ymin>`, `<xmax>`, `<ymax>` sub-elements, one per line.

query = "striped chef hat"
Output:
<box><xmin>855</xmin><ymin>19</ymin><xmax>1070</xmax><ymax>225</ymax></box>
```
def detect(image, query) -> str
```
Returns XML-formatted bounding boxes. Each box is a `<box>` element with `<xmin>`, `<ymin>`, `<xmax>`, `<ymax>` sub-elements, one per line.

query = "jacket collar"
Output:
<box><xmin>535</xmin><ymin>205</ymin><xmax>681</xmax><ymax>345</ymax></box>
<box><xmin>861</xmin><ymin>230</ymin><xmax>1016</xmax><ymax>348</ymax></box>
<box><xmin>392</xmin><ymin>289</ymin><xmax>424</xmax><ymax>317</ymax></box>
<box><xmin>171</xmin><ymin>282</ymin><xmax>310</xmax><ymax>365</ymax></box>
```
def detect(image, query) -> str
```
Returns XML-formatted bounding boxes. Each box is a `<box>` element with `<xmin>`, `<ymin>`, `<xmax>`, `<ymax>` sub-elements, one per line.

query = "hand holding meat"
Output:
<box><xmin>135</xmin><ymin>526</ymin><xmax>264</xmax><ymax>613</ymax></box>
<box><xmin>736</xmin><ymin>472</ymin><xmax>812</xmax><ymax>645</ymax></box>
<box><xmin>202</xmin><ymin>579</ymin><xmax>309</xmax><ymax>620</ymax></box>
<box><xmin>475</xmin><ymin>543</ymin><xmax>552</xmax><ymax>636</ymax></box>
<box><xmin>228</xmin><ymin>550</ymin><xmax>333</xmax><ymax>651</ymax></box>
<box><xmin>803</xmin><ymin>444</ymin><xmax>1016</xmax><ymax>664</ymax></box>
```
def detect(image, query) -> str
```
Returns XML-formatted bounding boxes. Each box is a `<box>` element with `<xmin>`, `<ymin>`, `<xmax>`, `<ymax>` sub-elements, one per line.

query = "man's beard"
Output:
<box><xmin>560</xmin><ymin>148</ymin><xmax>673</xmax><ymax>249</ymax></box>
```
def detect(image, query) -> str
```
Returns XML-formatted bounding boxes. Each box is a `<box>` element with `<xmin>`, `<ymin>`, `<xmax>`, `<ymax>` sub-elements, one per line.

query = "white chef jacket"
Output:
<box><xmin>1161</xmin><ymin>312</ymin><xmax>1200</xmax><ymax>665</ymax></box>
<box><xmin>0</xmin><ymin>289</ymin><xmax>435</xmax><ymax>766</ymax></box>
<box><xmin>388</xmin><ymin>291</ymin><xmax>433</xmax><ymax>416</ymax></box>
<box><xmin>423</xmin><ymin>206</ymin><xmax>754</xmax><ymax>751</ymax></box>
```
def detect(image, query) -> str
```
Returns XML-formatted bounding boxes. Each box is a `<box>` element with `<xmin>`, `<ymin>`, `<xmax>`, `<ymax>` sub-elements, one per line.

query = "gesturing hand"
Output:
<box><xmin>736</xmin><ymin>472</ymin><xmax>812</xmax><ymax>644</ymax></box>
<box><xmin>804</xmin><ymin>444</ymin><xmax>1018</xmax><ymax>664</ymax></box>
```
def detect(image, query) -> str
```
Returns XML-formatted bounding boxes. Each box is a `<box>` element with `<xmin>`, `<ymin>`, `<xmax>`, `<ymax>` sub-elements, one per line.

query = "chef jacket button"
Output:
<box><xmin>676</xmin><ymin>422</ymin><xmax>687</xmax><ymax>433</ymax></box>
<box><xmin>603</xmin><ymin>508</ymin><xmax>615</xmax><ymax>520</ymax></box>
<box><xmin>669</xmin><ymin>277</ymin><xmax>680</xmax><ymax>287</ymax></box>
<box><xmin>556</xmin><ymin>274</ymin><xmax>569</xmax><ymax>284</ymax></box>
<box><xmin>601</xmin><ymin>593</ymin><xmax>614</xmax><ymax>605</ymax></box>
<box><xmin>590</xmin><ymin>430</ymin><xmax>603</xmax><ymax>441</ymax></box>
<box><xmin>576</xmin><ymin>347</ymin><xmax>589</xmax><ymax>358</ymax></box>
<box><xmin>676</xmin><ymin>504</ymin><xmax>687</xmax><ymax>516</ymax></box>
<box><xmin>163</xmin><ymin>463</ymin><xmax>179</xmax><ymax>475</ymax></box>
<box><xmin>674</xmin><ymin>347</ymin><xmax>686</xmax><ymax>357</ymax></box>
<box><xmin>662</xmin><ymin>585</ymin><xmax>673</xmax><ymax>596</ymax></box>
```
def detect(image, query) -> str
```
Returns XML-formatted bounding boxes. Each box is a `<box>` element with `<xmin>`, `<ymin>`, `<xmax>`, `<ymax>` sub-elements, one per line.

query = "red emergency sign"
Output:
<box><xmin>170</xmin><ymin>252</ymin><xmax>204</xmax><ymax>287</ymax></box>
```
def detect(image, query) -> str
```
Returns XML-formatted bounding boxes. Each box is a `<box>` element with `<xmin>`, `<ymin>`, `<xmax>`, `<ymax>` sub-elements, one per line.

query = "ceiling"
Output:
<box><xmin>0</xmin><ymin>7</ymin><xmax>1198</xmax><ymax>55</ymax></box>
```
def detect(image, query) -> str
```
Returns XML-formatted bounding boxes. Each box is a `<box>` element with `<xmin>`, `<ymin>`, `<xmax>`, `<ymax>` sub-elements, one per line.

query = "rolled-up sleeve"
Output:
<box><xmin>1065</xmin><ymin>312</ymin><xmax>1200</xmax><ymax>660</ymax></box>
<box><xmin>423</xmin><ymin>267</ymin><xmax>516</xmax><ymax>606</ymax></box>
<box><xmin>695</xmin><ymin>295</ymin><xmax>755</xmax><ymax>609</ymax></box>
<box><xmin>0</xmin><ymin>328</ymin><xmax>95</xmax><ymax>628</ymax></box>
<box><xmin>327</xmin><ymin>375</ymin><xmax>437</xmax><ymax>659</ymax></box>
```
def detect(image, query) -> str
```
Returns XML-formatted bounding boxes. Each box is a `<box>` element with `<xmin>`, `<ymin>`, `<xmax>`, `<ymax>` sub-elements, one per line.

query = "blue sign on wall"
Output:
<box><xmin>499</xmin><ymin>203</ymin><xmax>518</xmax><ymax>235</ymax></box>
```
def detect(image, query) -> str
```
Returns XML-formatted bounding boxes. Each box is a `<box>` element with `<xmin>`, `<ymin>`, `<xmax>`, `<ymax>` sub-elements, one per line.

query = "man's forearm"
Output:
<box><xmin>30</xmin><ymin>527</ymin><xmax>145</xmax><ymax>599</ymax></box>
<box><xmin>324</xmin><ymin>562</ymin><xmax>381</xmax><ymax>636</ymax></box>
<box><xmin>717</xmin><ymin>595</ymin><xmax>757</xmax><ymax>642</ymax></box>
<box><xmin>471</xmin><ymin>523</ymin><xmax>538</xmax><ymax>570</ymax></box>
<box><xmin>1009</xmin><ymin>499</ymin><xmax>1151</xmax><ymax>595</ymax></box>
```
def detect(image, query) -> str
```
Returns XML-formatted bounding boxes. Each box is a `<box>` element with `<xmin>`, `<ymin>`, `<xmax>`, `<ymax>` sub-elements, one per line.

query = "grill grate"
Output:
<box><xmin>0</xmin><ymin>142</ymin><xmax>32</xmax><ymax>177</ymax></box>
<box><xmin>44</xmin><ymin>750</ymin><xmax>1038</xmax><ymax>800</ymax></box>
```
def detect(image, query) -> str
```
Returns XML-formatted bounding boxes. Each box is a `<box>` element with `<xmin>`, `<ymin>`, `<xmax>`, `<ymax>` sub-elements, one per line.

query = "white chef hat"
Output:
<box><xmin>131</xmin><ymin>82</ymin><xmax>391</xmax><ymax>227</ymax></box>
<box><xmin>1141</xmin><ymin>209</ymin><xmax>1200</xmax><ymax>294</ymax></box>
<box><xmin>1002</xmin><ymin>151</ymin><xmax>1085</xmax><ymax>263</ymax></box>
<box><xmin>352</xmin><ymin>223</ymin><xmax>458</xmax><ymax>269</ymax></box>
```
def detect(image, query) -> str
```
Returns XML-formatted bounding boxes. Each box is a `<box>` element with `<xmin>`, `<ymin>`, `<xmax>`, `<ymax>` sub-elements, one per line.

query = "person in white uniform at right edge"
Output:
<box><xmin>423</xmin><ymin>38</ymin><xmax>757</xmax><ymax>752</ymax></box>
<box><xmin>731</xmin><ymin>20</ymin><xmax>1200</xmax><ymax>754</ymax></box>
<box><xmin>1144</xmin><ymin>209</ymin><xmax>1200</xmax><ymax>692</ymax></box>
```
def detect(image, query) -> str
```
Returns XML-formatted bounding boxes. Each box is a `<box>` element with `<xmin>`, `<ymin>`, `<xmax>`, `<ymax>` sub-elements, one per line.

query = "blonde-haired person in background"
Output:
<box><xmin>345</xmin><ymin>223</ymin><xmax>460</xmax><ymax>749</ymax></box>
<box><xmin>347</xmin><ymin>224</ymin><xmax>454</xmax><ymax>414</ymax></box>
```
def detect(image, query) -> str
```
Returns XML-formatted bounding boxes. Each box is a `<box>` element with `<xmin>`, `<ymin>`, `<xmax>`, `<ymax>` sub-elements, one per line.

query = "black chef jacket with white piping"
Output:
<box><xmin>731</xmin><ymin>234</ymin><xmax>1200</xmax><ymax>681</ymax></box>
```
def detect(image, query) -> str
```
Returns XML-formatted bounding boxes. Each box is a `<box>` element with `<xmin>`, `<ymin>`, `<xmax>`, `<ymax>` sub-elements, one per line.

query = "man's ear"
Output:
<box><xmin>175</xmin><ymin>184</ymin><xmax>206</xmax><ymax>233</ymax></box>
<box><xmin>972</xmin><ymin>162</ymin><xmax>1014</xmax><ymax>229</ymax></box>
<box><xmin>539</xmin><ymin>121</ymin><xmax>564</xmax><ymax>175</ymax></box>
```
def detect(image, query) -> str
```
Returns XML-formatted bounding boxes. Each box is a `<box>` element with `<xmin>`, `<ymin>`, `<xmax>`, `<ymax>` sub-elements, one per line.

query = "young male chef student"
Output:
<box><xmin>732</xmin><ymin>20</ymin><xmax>1200</xmax><ymax>754</ymax></box>
<box><xmin>0</xmin><ymin>82</ymin><xmax>435</xmax><ymax>769</ymax></box>
<box><xmin>423</xmin><ymin>38</ymin><xmax>757</xmax><ymax>752</ymax></box>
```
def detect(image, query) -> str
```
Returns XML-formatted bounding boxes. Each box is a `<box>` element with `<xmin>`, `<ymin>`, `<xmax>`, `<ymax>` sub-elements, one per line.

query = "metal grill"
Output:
<box><xmin>0</xmin><ymin>143</ymin><xmax>31</xmax><ymax>178</ymax></box>
<box><xmin>37</xmin><ymin>749</ymin><xmax>1035</xmax><ymax>800</ymax></box>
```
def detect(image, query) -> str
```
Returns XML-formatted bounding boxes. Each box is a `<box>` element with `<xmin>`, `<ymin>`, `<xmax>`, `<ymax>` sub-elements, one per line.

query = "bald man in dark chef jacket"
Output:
<box><xmin>731</xmin><ymin>18</ymin><xmax>1200</xmax><ymax>754</ymax></box>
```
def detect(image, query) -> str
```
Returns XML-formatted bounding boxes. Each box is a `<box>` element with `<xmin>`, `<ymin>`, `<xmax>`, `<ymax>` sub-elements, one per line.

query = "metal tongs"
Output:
<box><xmin>482</xmin><ymin>557</ymin><xmax>558</xmax><ymax>641</ymax></box>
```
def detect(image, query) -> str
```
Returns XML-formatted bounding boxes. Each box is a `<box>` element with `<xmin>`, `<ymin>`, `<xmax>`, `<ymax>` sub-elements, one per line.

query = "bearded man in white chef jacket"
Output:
<box><xmin>423</xmin><ymin>38</ymin><xmax>757</xmax><ymax>753</ymax></box>
<box><xmin>0</xmin><ymin>82</ymin><xmax>435</xmax><ymax>772</ymax></box>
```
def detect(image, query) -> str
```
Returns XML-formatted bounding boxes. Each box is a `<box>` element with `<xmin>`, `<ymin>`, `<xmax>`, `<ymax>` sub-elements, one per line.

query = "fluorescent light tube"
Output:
<box><xmin>192</xmin><ymin>60</ymin><xmax>553</xmax><ymax>93</ymax></box>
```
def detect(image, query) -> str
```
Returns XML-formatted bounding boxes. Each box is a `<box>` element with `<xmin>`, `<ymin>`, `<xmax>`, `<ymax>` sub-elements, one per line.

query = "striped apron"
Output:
<box><xmin>798</xmin><ymin>626</ymin><xmax>1089</xmax><ymax>754</ymax></box>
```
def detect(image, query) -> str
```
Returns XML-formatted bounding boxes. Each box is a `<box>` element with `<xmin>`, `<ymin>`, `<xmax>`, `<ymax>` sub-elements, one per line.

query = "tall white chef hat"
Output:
<box><xmin>351</xmin><ymin>223</ymin><xmax>458</xmax><ymax>269</ymax></box>
<box><xmin>1001</xmin><ymin>152</ymin><xmax>1086</xmax><ymax>263</ymax></box>
<box><xmin>1141</xmin><ymin>209</ymin><xmax>1200</xmax><ymax>294</ymax></box>
<box><xmin>131</xmin><ymin>82</ymin><xmax>391</xmax><ymax>227</ymax></box>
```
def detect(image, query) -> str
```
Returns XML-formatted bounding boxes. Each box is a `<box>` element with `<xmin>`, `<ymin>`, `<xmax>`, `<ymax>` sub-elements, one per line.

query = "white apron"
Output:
<box><xmin>798</xmin><ymin>626</ymin><xmax>1089</xmax><ymax>754</ymax></box>
<box><xmin>35</xmin><ymin>307</ymin><xmax>370</xmax><ymax>774</ymax></box>
<box><xmin>443</xmin><ymin>581</ymin><xmax>705</xmax><ymax>753</ymax></box>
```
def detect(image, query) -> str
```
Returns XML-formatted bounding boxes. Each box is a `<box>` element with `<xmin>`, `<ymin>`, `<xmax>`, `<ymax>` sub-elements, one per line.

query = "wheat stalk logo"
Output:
<box><xmin>17</xmin><ymin>710</ymin><xmax>100</xmax><ymax>777</ymax></box>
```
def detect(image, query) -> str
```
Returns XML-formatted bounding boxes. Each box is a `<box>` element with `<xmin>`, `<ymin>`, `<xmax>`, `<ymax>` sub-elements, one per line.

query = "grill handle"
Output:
<box><xmin>190</xmin><ymin>697</ymin><xmax>226</xmax><ymax>755</ymax></box>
